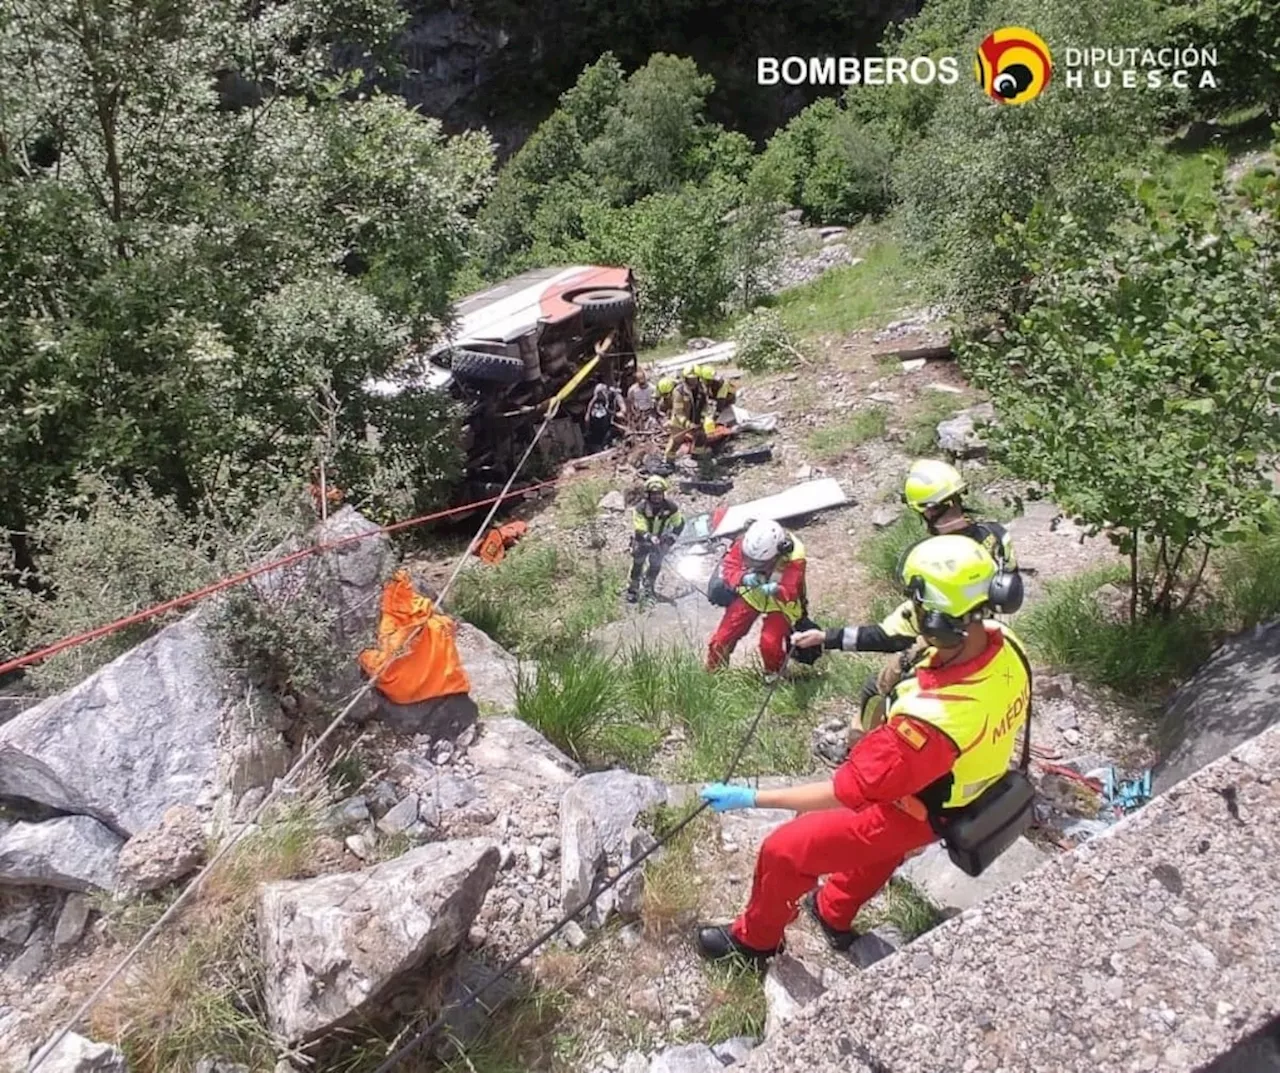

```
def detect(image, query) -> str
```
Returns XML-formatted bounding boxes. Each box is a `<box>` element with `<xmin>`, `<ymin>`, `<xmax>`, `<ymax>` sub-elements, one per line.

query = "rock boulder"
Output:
<box><xmin>560</xmin><ymin>771</ymin><xmax>667</xmax><ymax>927</ymax></box>
<box><xmin>453</xmin><ymin>621</ymin><xmax>522</xmax><ymax>714</ymax></box>
<box><xmin>1153</xmin><ymin>618</ymin><xmax>1280</xmax><ymax>794</ymax></box>
<box><xmin>115</xmin><ymin>803</ymin><xmax>207</xmax><ymax>894</ymax></box>
<box><xmin>0</xmin><ymin>615</ymin><xmax>232</xmax><ymax>837</ymax></box>
<box><xmin>0</xmin><ymin>817</ymin><xmax>123</xmax><ymax>893</ymax></box>
<box><xmin>25</xmin><ymin>1031</ymin><xmax>128</xmax><ymax>1073</ymax></box>
<box><xmin>258</xmin><ymin>838</ymin><xmax>499</xmax><ymax>1045</ymax></box>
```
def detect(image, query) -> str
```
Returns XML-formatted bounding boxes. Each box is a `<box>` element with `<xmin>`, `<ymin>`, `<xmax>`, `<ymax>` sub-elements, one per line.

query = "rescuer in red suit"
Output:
<box><xmin>693</xmin><ymin>535</ymin><xmax>1033</xmax><ymax>962</ymax></box>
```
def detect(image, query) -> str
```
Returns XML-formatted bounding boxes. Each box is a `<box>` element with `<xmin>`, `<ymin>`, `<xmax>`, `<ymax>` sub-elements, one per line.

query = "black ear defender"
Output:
<box><xmin>988</xmin><ymin>569</ymin><xmax>1024</xmax><ymax>614</ymax></box>
<box><xmin>778</xmin><ymin>534</ymin><xmax>794</xmax><ymax>556</ymax></box>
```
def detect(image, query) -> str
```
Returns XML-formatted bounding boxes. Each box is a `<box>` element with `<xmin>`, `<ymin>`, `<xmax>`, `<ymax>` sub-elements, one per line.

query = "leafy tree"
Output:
<box><xmin>582</xmin><ymin>53</ymin><xmax>717</xmax><ymax>202</ymax></box>
<box><xmin>960</xmin><ymin>161</ymin><xmax>1280</xmax><ymax>621</ymax></box>
<box><xmin>1167</xmin><ymin>0</ymin><xmax>1280</xmax><ymax>119</ymax></box>
<box><xmin>879</xmin><ymin>0</ymin><xmax>1186</xmax><ymax>315</ymax></box>
<box><xmin>476</xmin><ymin>52</ymin><xmax>762</xmax><ymax>281</ymax></box>
<box><xmin>0</xmin><ymin>0</ymin><xmax>491</xmax><ymax>576</ymax></box>
<box><xmin>572</xmin><ymin>180</ymin><xmax>738</xmax><ymax>341</ymax></box>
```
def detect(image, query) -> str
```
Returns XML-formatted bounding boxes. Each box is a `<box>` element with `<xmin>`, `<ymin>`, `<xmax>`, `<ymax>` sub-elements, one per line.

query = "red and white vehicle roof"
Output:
<box><xmin>436</xmin><ymin>264</ymin><xmax>632</xmax><ymax>353</ymax></box>
<box><xmin>367</xmin><ymin>264</ymin><xmax>632</xmax><ymax>395</ymax></box>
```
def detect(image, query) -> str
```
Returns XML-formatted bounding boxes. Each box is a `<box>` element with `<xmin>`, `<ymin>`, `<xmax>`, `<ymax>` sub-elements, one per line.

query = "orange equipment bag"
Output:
<box><xmin>357</xmin><ymin>570</ymin><xmax>470</xmax><ymax>704</ymax></box>
<box><xmin>474</xmin><ymin>520</ymin><xmax>528</xmax><ymax>564</ymax></box>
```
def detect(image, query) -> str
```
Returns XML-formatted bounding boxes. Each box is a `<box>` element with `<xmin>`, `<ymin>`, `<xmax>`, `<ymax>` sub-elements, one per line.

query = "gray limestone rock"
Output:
<box><xmin>895</xmin><ymin>837</ymin><xmax>1047</xmax><ymax>914</ymax></box>
<box><xmin>53</xmin><ymin>893</ymin><xmax>93</xmax><ymax>947</ymax></box>
<box><xmin>25</xmin><ymin>1031</ymin><xmax>128</xmax><ymax>1073</ymax></box>
<box><xmin>454</xmin><ymin>621</ymin><xmax>523</xmax><ymax>714</ymax></box>
<box><xmin>763</xmin><ymin>954</ymin><xmax>826</xmax><ymax>1037</ymax></box>
<box><xmin>0</xmin><ymin>817</ymin><xmax>123</xmax><ymax>893</ymax></box>
<box><xmin>560</xmin><ymin>771</ymin><xmax>667</xmax><ymax>927</ymax></box>
<box><xmin>649</xmin><ymin>1043</ymin><xmax>724</xmax><ymax>1073</ymax></box>
<box><xmin>258</xmin><ymin>838</ymin><xmax>499</xmax><ymax>1044</ymax></box>
<box><xmin>712</xmin><ymin>1036</ymin><xmax>758</xmax><ymax>1065</ymax></box>
<box><xmin>1153</xmin><ymin>618</ymin><xmax>1280</xmax><ymax>794</ymax></box>
<box><xmin>115</xmin><ymin>804</ymin><xmax>206</xmax><ymax>894</ymax></box>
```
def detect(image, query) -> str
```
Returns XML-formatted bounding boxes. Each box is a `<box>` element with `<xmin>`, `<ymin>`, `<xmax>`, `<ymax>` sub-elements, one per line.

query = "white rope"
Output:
<box><xmin>28</xmin><ymin>400</ymin><xmax>562</xmax><ymax>1070</ymax></box>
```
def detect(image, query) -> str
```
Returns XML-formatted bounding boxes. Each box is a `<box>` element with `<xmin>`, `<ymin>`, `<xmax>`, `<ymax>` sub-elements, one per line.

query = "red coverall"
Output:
<box><xmin>729</xmin><ymin>662</ymin><xmax>969</xmax><ymax>950</ymax></box>
<box><xmin>707</xmin><ymin>538</ymin><xmax>805</xmax><ymax>674</ymax></box>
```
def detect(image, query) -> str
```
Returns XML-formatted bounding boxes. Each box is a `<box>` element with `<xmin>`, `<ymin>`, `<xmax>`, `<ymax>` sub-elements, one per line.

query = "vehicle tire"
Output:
<box><xmin>572</xmin><ymin>289</ymin><xmax>636</xmax><ymax>327</ymax></box>
<box><xmin>451</xmin><ymin>348</ymin><xmax>526</xmax><ymax>384</ymax></box>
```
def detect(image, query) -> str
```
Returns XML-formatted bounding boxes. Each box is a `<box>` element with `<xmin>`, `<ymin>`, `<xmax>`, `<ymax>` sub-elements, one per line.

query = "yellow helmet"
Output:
<box><xmin>903</xmin><ymin>459</ymin><xmax>966</xmax><ymax>514</ymax></box>
<box><xmin>898</xmin><ymin>535</ymin><xmax>996</xmax><ymax>618</ymax></box>
<box><xmin>644</xmin><ymin>475</ymin><xmax>669</xmax><ymax>494</ymax></box>
<box><xmin>657</xmin><ymin>377</ymin><xmax>675</xmax><ymax>394</ymax></box>
<box><xmin>695</xmin><ymin>364</ymin><xmax>715</xmax><ymax>380</ymax></box>
<box><xmin>681</xmin><ymin>363</ymin><xmax>698</xmax><ymax>378</ymax></box>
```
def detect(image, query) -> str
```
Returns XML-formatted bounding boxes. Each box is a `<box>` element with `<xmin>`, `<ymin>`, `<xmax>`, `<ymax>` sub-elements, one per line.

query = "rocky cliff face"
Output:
<box><xmin>374</xmin><ymin>0</ymin><xmax>925</xmax><ymax>158</ymax></box>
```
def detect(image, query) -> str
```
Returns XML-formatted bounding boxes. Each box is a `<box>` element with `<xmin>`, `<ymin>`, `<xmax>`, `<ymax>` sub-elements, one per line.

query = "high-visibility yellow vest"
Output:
<box><xmin>633</xmin><ymin>502</ymin><xmax>683</xmax><ymax>537</ymax></box>
<box><xmin>886</xmin><ymin>624</ymin><xmax>1031</xmax><ymax>809</ymax></box>
<box><xmin>739</xmin><ymin>536</ymin><xmax>806</xmax><ymax>623</ymax></box>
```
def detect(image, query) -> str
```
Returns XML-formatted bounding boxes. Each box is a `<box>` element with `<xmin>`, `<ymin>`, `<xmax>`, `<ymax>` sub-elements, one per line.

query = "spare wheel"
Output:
<box><xmin>572</xmin><ymin>288</ymin><xmax>636</xmax><ymax>327</ymax></box>
<box><xmin>451</xmin><ymin>348</ymin><xmax>526</xmax><ymax>384</ymax></box>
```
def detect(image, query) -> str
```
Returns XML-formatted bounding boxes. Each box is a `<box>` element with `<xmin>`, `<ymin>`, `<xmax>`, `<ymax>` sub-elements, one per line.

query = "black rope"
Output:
<box><xmin>369</xmin><ymin>649</ymin><xmax>794</xmax><ymax>1073</ymax></box>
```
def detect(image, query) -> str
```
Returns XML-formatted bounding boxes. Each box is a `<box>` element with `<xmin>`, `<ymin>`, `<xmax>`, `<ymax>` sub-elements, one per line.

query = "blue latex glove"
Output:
<box><xmin>758</xmin><ymin>581</ymin><xmax>779</xmax><ymax>597</ymax></box>
<box><xmin>700</xmin><ymin>783</ymin><xmax>757</xmax><ymax>812</ymax></box>
<box><xmin>741</xmin><ymin>571</ymin><xmax>764</xmax><ymax>588</ymax></box>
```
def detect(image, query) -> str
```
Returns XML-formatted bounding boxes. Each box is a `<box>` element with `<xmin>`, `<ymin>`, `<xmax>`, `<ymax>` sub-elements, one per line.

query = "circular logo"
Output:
<box><xmin>974</xmin><ymin>27</ymin><xmax>1052</xmax><ymax>104</ymax></box>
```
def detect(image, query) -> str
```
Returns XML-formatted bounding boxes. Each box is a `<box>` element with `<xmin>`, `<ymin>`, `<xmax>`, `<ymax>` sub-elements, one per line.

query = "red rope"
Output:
<box><xmin>0</xmin><ymin>477</ymin><xmax>564</xmax><ymax>678</ymax></box>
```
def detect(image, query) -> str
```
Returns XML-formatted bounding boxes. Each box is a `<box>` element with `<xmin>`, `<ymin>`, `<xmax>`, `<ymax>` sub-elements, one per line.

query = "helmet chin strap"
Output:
<box><xmin>931</xmin><ymin>509</ymin><xmax>968</xmax><ymax>534</ymax></box>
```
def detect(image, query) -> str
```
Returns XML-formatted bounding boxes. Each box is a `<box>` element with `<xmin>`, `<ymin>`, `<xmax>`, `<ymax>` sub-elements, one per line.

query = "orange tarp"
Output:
<box><xmin>474</xmin><ymin>520</ymin><xmax>528</xmax><ymax>564</ymax></box>
<box><xmin>357</xmin><ymin>570</ymin><xmax>470</xmax><ymax>704</ymax></box>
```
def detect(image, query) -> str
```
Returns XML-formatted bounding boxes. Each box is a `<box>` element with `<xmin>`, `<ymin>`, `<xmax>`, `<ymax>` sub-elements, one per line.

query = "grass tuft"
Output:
<box><xmin>1216</xmin><ymin>527</ymin><xmax>1280</xmax><ymax>630</ymax></box>
<box><xmin>807</xmin><ymin>406</ymin><xmax>889</xmax><ymax>460</ymax></box>
<box><xmin>638</xmin><ymin>803</ymin><xmax>708</xmax><ymax>938</ymax></box>
<box><xmin>772</xmin><ymin>240</ymin><xmax>916</xmax><ymax>336</ymax></box>
<box><xmin>901</xmin><ymin>391</ymin><xmax>969</xmax><ymax>456</ymax></box>
<box><xmin>1013</xmin><ymin>566</ymin><xmax>1215</xmax><ymax>695</ymax></box>
<box><xmin>516</xmin><ymin>645</ymin><xmax>628</xmax><ymax>765</ymax></box>
<box><xmin>554</xmin><ymin>478</ymin><xmax>615</xmax><ymax>527</ymax></box>
<box><xmin>703</xmin><ymin>961</ymin><xmax>767</xmax><ymax>1042</ymax></box>
<box><xmin>448</xmin><ymin>538</ymin><xmax>625</xmax><ymax>660</ymax></box>
<box><xmin>859</xmin><ymin>877</ymin><xmax>944</xmax><ymax>941</ymax></box>
<box><xmin>91</xmin><ymin>785</ymin><xmax>332</xmax><ymax>1072</ymax></box>
<box><xmin>859</xmin><ymin>511</ymin><xmax>926</xmax><ymax>587</ymax></box>
<box><xmin>513</xmin><ymin>639</ymin><xmax>884</xmax><ymax>776</ymax></box>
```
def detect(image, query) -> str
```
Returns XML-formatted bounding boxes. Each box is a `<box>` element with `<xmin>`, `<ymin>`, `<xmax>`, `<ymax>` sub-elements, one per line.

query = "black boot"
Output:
<box><xmin>802</xmin><ymin>891</ymin><xmax>857</xmax><ymax>952</ymax></box>
<box><xmin>694</xmin><ymin>924</ymin><xmax>781</xmax><ymax>969</ymax></box>
<box><xmin>625</xmin><ymin>587</ymin><xmax>639</xmax><ymax>603</ymax></box>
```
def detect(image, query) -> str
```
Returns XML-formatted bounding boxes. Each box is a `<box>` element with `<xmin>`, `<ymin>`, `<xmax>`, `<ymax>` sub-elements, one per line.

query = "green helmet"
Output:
<box><xmin>903</xmin><ymin>459</ymin><xmax>966</xmax><ymax>514</ymax></box>
<box><xmin>899</xmin><ymin>534</ymin><xmax>997</xmax><ymax>618</ymax></box>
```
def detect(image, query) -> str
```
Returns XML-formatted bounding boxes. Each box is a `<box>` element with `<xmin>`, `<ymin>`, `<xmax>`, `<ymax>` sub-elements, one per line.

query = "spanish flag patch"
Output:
<box><xmin>893</xmin><ymin>719</ymin><xmax>927</xmax><ymax>751</ymax></box>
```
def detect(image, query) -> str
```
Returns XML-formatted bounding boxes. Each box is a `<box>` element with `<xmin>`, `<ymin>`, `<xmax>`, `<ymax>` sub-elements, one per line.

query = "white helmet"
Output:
<box><xmin>742</xmin><ymin>519</ymin><xmax>787</xmax><ymax>562</ymax></box>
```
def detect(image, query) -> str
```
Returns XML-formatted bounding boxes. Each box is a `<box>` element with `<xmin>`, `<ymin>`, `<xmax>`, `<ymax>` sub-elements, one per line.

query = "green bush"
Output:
<box><xmin>734</xmin><ymin>308</ymin><xmax>808</xmax><ymax>372</ymax></box>
<box><xmin>1167</xmin><ymin>0</ymin><xmax>1280</xmax><ymax>120</ymax></box>
<box><xmin>883</xmin><ymin>0</ymin><xmax>1179</xmax><ymax>316</ymax></box>
<box><xmin>1216</xmin><ymin>524</ymin><xmax>1280</xmax><ymax>630</ymax></box>
<box><xmin>751</xmin><ymin>99</ymin><xmax>894</xmax><ymax>223</ymax></box>
<box><xmin>581</xmin><ymin>53</ymin><xmax>718</xmax><ymax>203</ymax></box>
<box><xmin>0</xmin><ymin>476</ymin><xmax>223</xmax><ymax>693</ymax></box>
<box><xmin>961</xmin><ymin>173</ymin><xmax>1280</xmax><ymax>621</ymax></box>
<box><xmin>572</xmin><ymin>180</ymin><xmax>739</xmax><ymax>341</ymax></box>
